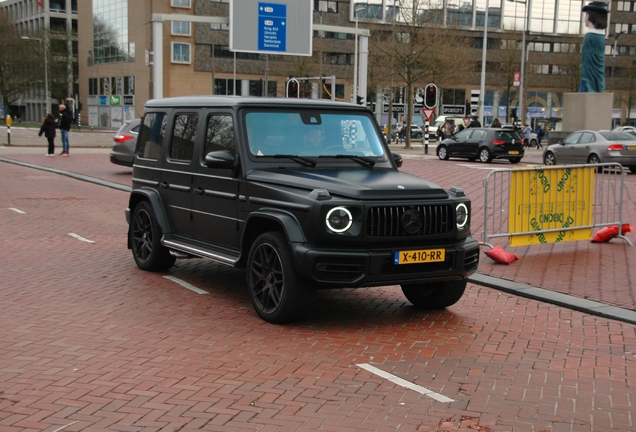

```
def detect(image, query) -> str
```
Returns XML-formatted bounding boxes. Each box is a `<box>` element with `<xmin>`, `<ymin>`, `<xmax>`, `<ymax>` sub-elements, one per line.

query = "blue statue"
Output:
<box><xmin>579</xmin><ymin>1</ymin><xmax>609</xmax><ymax>92</ymax></box>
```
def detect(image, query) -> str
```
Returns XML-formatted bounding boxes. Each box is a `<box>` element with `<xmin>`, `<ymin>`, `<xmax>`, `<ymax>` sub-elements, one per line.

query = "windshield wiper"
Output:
<box><xmin>272</xmin><ymin>154</ymin><xmax>317</xmax><ymax>167</ymax></box>
<box><xmin>331</xmin><ymin>154</ymin><xmax>376</xmax><ymax>167</ymax></box>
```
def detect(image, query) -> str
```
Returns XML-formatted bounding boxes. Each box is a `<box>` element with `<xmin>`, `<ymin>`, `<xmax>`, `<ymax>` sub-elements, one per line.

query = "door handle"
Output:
<box><xmin>195</xmin><ymin>187</ymin><xmax>204</xmax><ymax>196</ymax></box>
<box><xmin>160</xmin><ymin>182</ymin><xmax>169</xmax><ymax>189</ymax></box>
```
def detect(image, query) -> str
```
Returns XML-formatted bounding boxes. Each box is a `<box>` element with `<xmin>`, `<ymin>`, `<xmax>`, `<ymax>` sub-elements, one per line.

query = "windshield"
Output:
<box><xmin>245</xmin><ymin>111</ymin><xmax>386</xmax><ymax>159</ymax></box>
<box><xmin>600</xmin><ymin>132</ymin><xmax>636</xmax><ymax>141</ymax></box>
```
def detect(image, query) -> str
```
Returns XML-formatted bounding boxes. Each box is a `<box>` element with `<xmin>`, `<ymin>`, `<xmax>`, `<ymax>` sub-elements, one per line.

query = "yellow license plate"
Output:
<box><xmin>394</xmin><ymin>249</ymin><xmax>446</xmax><ymax>264</ymax></box>
<box><xmin>629</xmin><ymin>146</ymin><xmax>636</xmax><ymax>150</ymax></box>
<box><xmin>509</xmin><ymin>150</ymin><xmax>519</xmax><ymax>155</ymax></box>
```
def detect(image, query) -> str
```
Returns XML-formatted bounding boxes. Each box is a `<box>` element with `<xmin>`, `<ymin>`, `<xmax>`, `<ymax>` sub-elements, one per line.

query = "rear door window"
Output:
<box><xmin>169</xmin><ymin>113</ymin><xmax>198</xmax><ymax>162</ymax></box>
<box><xmin>137</xmin><ymin>112</ymin><xmax>167</xmax><ymax>160</ymax></box>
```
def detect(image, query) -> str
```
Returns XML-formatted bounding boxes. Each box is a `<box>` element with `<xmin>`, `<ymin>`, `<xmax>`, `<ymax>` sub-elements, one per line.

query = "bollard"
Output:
<box><xmin>424</xmin><ymin>120</ymin><xmax>429</xmax><ymax>154</ymax></box>
<box><xmin>6</xmin><ymin>115</ymin><xmax>12</xmax><ymax>146</ymax></box>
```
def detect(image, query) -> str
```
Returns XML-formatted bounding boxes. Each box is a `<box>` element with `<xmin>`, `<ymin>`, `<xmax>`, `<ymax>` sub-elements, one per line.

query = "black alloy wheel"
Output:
<box><xmin>246</xmin><ymin>232</ymin><xmax>314</xmax><ymax>324</ymax></box>
<box><xmin>130</xmin><ymin>201</ymin><xmax>176</xmax><ymax>271</ymax></box>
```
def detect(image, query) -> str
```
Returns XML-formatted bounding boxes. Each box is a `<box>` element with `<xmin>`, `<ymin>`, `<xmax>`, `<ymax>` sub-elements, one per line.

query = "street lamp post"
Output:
<box><xmin>479</xmin><ymin>0</ymin><xmax>489</xmax><ymax>126</ymax></box>
<box><xmin>353</xmin><ymin>5</ymin><xmax>365</xmax><ymax>103</ymax></box>
<box><xmin>22</xmin><ymin>36</ymin><xmax>49</xmax><ymax>115</ymax></box>
<box><xmin>507</xmin><ymin>0</ymin><xmax>529</xmax><ymax>124</ymax></box>
<box><xmin>611</xmin><ymin>31</ymin><xmax>626</xmax><ymax>81</ymax></box>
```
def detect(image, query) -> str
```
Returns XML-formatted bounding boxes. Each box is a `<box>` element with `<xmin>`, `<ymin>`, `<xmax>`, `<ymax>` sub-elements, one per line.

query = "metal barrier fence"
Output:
<box><xmin>482</xmin><ymin>163</ymin><xmax>632</xmax><ymax>248</ymax></box>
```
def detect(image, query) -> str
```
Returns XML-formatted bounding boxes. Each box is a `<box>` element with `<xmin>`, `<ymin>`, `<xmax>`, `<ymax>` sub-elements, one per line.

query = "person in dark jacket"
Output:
<box><xmin>467</xmin><ymin>115</ymin><xmax>481</xmax><ymax>128</ymax></box>
<box><xmin>58</xmin><ymin>104</ymin><xmax>72</xmax><ymax>156</ymax></box>
<box><xmin>38</xmin><ymin>113</ymin><xmax>57</xmax><ymax>156</ymax></box>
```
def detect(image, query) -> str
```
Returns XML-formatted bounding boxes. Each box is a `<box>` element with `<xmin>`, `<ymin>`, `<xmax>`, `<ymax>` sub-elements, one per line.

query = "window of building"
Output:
<box><xmin>124</xmin><ymin>76</ymin><xmax>135</xmax><ymax>95</ymax></box>
<box><xmin>172</xmin><ymin>43</ymin><xmax>191</xmax><ymax>63</ymax></box>
<box><xmin>171</xmin><ymin>0</ymin><xmax>191</xmax><ymax>8</ymax></box>
<box><xmin>170</xmin><ymin>114</ymin><xmax>198</xmax><ymax>161</ymax></box>
<box><xmin>325</xmin><ymin>53</ymin><xmax>353</xmax><ymax>65</ymax></box>
<box><xmin>214</xmin><ymin>78</ymin><xmax>241</xmax><ymax>96</ymax></box>
<box><xmin>214</xmin><ymin>45</ymin><xmax>264</xmax><ymax>60</ymax></box>
<box><xmin>314</xmin><ymin>1</ymin><xmax>337</xmax><ymax>12</ymax></box>
<box><xmin>88</xmin><ymin>78</ymin><xmax>98</xmax><ymax>95</ymax></box>
<box><xmin>92</xmin><ymin>0</ymin><xmax>129</xmax><ymax>64</ymax></box>
<box><xmin>172</xmin><ymin>21</ymin><xmax>191</xmax><ymax>36</ymax></box>
<box><xmin>617</xmin><ymin>1</ymin><xmax>635</xmax><ymax>12</ymax></box>
<box><xmin>87</xmin><ymin>48</ymin><xmax>93</xmax><ymax>65</ymax></box>
<box><xmin>129</xmin><ymin>42</ymin><xmax>135</xmax><ymax>61</ymax></box>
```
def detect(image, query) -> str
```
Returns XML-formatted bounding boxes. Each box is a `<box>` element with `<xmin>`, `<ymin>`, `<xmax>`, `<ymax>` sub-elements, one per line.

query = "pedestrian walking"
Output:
<box><xmin>536</xmin><ymin>125</ymin><xmax>545</xmax><ymax>149</ymax></box>
<box><xmin>39</xmin><ymin>113</ymin><xmax>57</xmax><ymax>156</ymax></box>
<box><xmin>58</xmin><ymin>104</ymin><xmax>72</xmax><ymax>156</ymax></box>
<box><xmin>523</xmin><ymin>124</ymin><xmax>533</xmax><ymax>148</ymax></box>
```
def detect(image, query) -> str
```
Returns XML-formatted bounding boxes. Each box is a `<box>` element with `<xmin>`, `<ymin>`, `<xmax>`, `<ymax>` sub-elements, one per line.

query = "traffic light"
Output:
<box><xmin>424</xmin><ymin>84</ymin><xmax>438</xmax><ymax>109</ymax></box>
<box><xmin>286</xmin><ymin>78</ymin><xmax>299</xmax><ymax>98</ymax></box>
<box><xmin>511</xmin><ymin>108</ymin><xmax>517</xmax><ymax>121</ymax></box>
<box><xmin>77</xmin><ymin>102</ymin><xmax>83</xmax><ymax>112</ymax></box>
<box><xmin>356</xmin><ymin>95</ymin><xmax>364</xmax><ymax>105</ymax></box>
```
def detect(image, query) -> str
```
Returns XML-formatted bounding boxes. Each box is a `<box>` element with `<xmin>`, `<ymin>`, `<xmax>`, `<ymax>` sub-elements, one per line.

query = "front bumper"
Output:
<box><xmin>291</xmin><ymin>237</ymin><xmax>480</xmax><ymax>289</ymax></box>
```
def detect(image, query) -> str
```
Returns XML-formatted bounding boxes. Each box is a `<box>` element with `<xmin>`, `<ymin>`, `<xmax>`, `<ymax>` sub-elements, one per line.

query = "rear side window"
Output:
<box><xmin>170</xmin><ymin>113</ymin><xmax>198</xmax><ymax>161</ymax></box>
<box><xmin>472</xmin><ymin>130</ymin><xmax>487</xmax><ymax>139</ymax></box>
<box><xmin>137</xmin><ymin>113</ymin><xmax>167</xmax><ymax>159</ymax></box>
<box><xmin>496</xmin><ymin>130</ymin><xmax>521</xmax><ymax>140</ymax></box>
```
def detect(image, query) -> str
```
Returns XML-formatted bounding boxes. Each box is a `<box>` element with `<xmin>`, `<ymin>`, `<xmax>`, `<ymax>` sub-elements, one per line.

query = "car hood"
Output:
<box><xmin>246</xmin><ymin>168</ymin><xmax>449</xmax><ymax>200</ymax></box>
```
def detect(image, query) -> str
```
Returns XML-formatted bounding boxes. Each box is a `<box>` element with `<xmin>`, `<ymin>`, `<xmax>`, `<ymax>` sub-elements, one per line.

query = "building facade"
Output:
<box><xmin>2</xmin><ymin>0</ymin><xmax>78</xmax><ymax>121</ymax></box>
<box><xmin>11</xmin><ymin>0</ymin><xmax>631</xmax><ymax>128</ymax></box>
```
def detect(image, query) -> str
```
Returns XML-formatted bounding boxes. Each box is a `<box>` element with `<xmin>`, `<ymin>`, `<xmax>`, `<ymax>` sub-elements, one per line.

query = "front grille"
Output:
<box><xmin>366</xmin><ymin>205</ymin><xmax>454</xmax><ymax>237</ymax></box>
<box><xmin>380</xmin><ymin>254</ymin><xmax>454</xmax><ymax>275</ymax></box>
<box><xmin>313</xmin><ymin>257</ymin><xmax>365</xmax><ymax>283</ymax></box>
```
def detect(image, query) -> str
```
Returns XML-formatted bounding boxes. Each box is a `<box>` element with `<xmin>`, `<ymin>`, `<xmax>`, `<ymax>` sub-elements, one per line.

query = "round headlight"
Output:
<box><xmin>456</xmin><ymin>203</ymin><xmax>468</xmax><ymax>230</ymax></box>
<box><xmin>326</xmin><ymin>207</ymin><xmax>353</xmax><ymax>233</ymax></box>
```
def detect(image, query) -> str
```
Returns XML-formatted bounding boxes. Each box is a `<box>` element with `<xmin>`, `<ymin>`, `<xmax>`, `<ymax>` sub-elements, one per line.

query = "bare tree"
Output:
<box><xmin>369</xmin><ymin>0</ymin><xmax>474</xmax><ymax>148</ymax></box>
<box><xmin>493</xmin><ymin>39</ymin><xmax>522</xmax><ymax>123</ymax></box>
<box><xmin>0</xmin><ymin>11</ymin><xmax>41</xmax><ymax>117</ymax></box>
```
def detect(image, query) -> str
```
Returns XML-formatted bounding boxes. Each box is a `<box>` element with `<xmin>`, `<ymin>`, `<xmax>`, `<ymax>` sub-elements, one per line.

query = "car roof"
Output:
<box><xmin>145</xmin><ymin>95</ymin><xmax>370</xmax><ymax>111</ymax></box>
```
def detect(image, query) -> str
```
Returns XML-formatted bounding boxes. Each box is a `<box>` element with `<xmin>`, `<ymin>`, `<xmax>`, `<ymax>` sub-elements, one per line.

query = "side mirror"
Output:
<box><xmin>392</xmin><ymin>152</ymin><xmax>403</xmax><ymax>168</ymax></box>
<box><xmin>204</xmin><ymin>150</ymin><xmax>235</xmax><ymax>168</ymax></box>
<box><xmin>558</xmin><ymin>140</ymin><xmax>565</xmax><ymax>146</ymax></box>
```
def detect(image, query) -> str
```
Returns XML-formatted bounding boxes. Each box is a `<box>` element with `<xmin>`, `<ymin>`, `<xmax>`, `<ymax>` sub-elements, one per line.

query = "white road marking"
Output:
<box><xmin>164</xmin><ymin>276</ymin><xmax>209</xmax><ymax>295</ymax></box>
<box><xmin>8</xmin><ymin>208</ymin><xmax>26</xmax><ymax>214</ymax></box>
<box><xmin>52</xmin><ymin>421</ymin><xmax>78</xmax><ymax>432</ymax></box>
<box><xmin>67</xmin><ymin>233</ymin><xmax>95</xmax><ymax>243</ymax></box>
<box><xmin>357</xmin><ymin>363</ymin><xmax>454</xmax><ymax>403</ymax></box>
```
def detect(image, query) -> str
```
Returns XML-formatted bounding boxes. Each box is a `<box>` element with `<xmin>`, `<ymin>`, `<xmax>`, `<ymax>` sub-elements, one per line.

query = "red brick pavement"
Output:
<box><xmin>1</xmin><ymin>152</ymin><xmax>635</xmax><ymax>431</ymax></box>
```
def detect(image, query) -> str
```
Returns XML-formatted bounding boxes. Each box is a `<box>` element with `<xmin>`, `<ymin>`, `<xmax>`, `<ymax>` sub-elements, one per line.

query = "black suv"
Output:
<box><xmin>126</xmin><ymin>96</ymin><xmax>479</xmax><ymax>323</ymax></box>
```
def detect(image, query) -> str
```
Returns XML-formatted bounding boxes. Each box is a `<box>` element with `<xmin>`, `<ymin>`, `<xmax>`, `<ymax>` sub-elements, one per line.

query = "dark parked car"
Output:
<box><xmin>110</xmin><ymin>119</ymin><xmax>141</xmax><ymax>167</ymax></box>
<box><xmin>126</xmin><ymin>96</ymin><xmax>479</xmax><ymax>323</ymax></box>
<box><xmin>436</xmin><ymin>127</ymin><xmax>525</xmax><ymax>163</ymax></box>
<box><xmin>543</xmin><ymin>130</ymin><xmax>636</xmax><ymax>172</ymax></box>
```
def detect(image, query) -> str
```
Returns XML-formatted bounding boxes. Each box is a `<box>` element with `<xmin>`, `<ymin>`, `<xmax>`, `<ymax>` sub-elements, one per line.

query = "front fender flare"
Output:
<box><xmin>127</xmin><ymin>188</ymin><xmax>171</xmax><ymax>248</ymax></box>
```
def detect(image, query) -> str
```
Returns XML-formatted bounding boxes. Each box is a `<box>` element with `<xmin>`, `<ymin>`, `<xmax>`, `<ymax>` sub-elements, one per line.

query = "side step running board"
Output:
<box><xmin>163</xmin><ymin>239</ymin><xmax>238</xmax><ymax>266</ymax></box>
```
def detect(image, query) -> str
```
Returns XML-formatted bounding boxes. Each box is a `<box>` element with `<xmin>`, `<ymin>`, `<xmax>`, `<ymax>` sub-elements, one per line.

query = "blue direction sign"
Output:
<box><xmin>258</xmin><ymin>2</ymin><xmax>287</xmax><ymax>52</ymax></box>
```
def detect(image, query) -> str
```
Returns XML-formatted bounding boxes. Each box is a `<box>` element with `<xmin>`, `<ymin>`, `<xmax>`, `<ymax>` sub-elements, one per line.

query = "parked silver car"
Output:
<box><xmin>110</xmin><ymin>119</ymin><xmax>141</xmax><ymax>167</ymax></box>
<box><xmin>542</xmin><ymin>130</ymin><xmax>636</xmax><ymax>173</ymax></box>
<box><xmin>612</xmin><ymin>125</ymin><xmax>636</xmax><ymax>136</ymax></box>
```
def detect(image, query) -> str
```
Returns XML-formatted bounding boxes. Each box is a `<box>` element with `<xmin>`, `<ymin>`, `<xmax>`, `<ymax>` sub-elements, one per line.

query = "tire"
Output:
<box><xmin>437</xmin><ymin>145</ymin><xmax>449</xmax><ymax>160</ymax></box>
<box><xmin>246</xmin><ymin>232</ymin><xmax>315</xmax><ymax>324</ymax></box>
<box><xmin>530</xmin><ymin>139</ymin><xmax>537</xmax><ymax>147</ymax></box>
<box><xmin>415</xmin><ymin>133</ymin><xmax>423</xmax><ymax>139</ymax></box>
<box><xmin>479</xmin><ymin>147</ymin><xmax>492</xmax><ymax>163</ymax></box>
<box><xmin>509</xmin><ymin>158</ymin><xmax>521</xmax><ymax>164</ymax></box>
<box><xmin>401</xmin><ymin>280</ymin><xmax>467</xmax><ymax>309</ymax></box>
<box><xmin>587</xmin><ymin>154</ymin><xmax>602</xmax><ymax>172</ymax></box>
<box><xmin>130</xmin><ymin>201</ymin><xmax>176</xmax><ymax>271</ymax></box>
<box><xmin>543</xmin><ymin>152</ymin><xmax>556</xmax><ymax>165</ymax></box>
